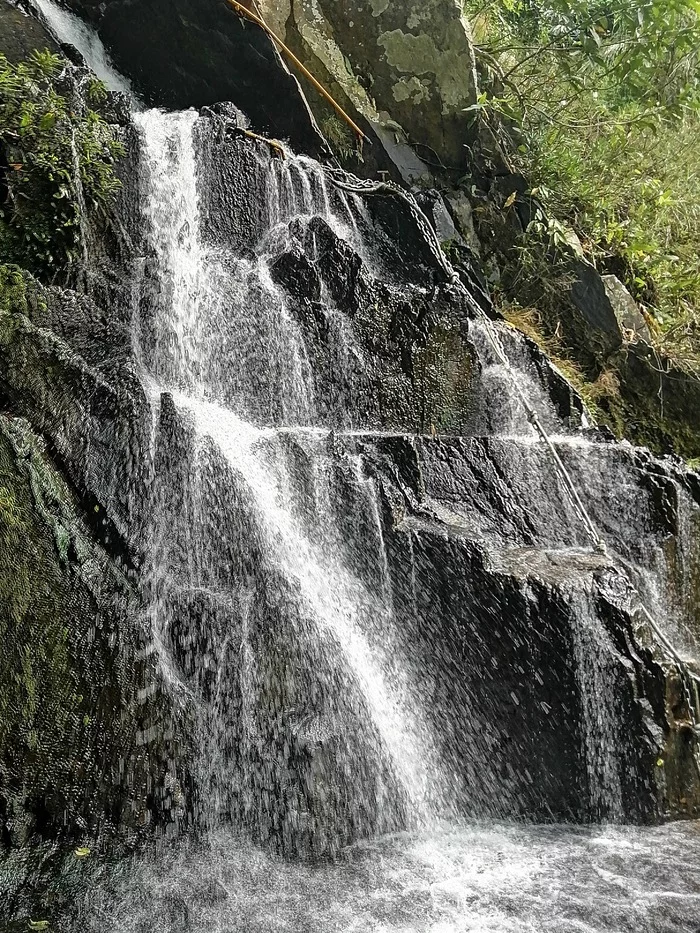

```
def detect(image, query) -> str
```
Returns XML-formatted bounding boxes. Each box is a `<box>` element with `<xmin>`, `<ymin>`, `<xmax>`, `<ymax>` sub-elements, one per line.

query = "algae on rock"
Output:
<box><xmin>257</xmin><ymin>0</ymin><xmax>478</xmax><ymax>171</ymax></box>
<box><xmin>0</xmin><ymin>414</ymin><xmax>181</xmax><ymax>853</ymax></box>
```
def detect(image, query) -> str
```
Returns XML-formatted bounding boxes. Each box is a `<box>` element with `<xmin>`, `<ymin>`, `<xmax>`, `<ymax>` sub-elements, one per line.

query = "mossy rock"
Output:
<box><xmin>608</xmin><ymin>343</ymin><xmax>700</xmax><ymax>461</ymax></box>
<box><xmin>0</xmin><ymin>0</ymin><xmax>57</xmax><ymax>64</ymax></box>
<box><xmin>0</xmin><ymin>414</ymin><xmax>188</xmax><ymax>889</ymax></box>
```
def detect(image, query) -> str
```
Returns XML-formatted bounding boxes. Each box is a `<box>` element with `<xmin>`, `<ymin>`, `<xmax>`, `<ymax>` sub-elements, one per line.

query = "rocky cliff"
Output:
<box><xmin>0</xmin><ymin>1</ymin><xmax>699</xmax><ymax>924</ymax></box>
<box><xmin>240</xmin><ymin>0</ymin><xmax>700</xmax><ymax>460</ymax></box>
<box><xmin>0</xmin><ymin>13</ymin><xmax>192</xmax><ymax>912</ymax></box>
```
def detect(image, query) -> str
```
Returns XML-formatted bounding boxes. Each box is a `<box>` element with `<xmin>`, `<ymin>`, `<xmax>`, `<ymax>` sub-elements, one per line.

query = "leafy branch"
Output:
<box><xmin>0</xmin><ymin>50</ymin><xmax>124</xmax><ymax>275</ymax></box>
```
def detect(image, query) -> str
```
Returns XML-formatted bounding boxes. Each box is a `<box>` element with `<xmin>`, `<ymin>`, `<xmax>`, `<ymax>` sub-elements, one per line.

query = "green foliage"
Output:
<box><xmin>525</xmin><ymin>112</ymin><xmax>700</xmax><ymax>366</ymax></box>
<box><xmin>0</xmin><ymin>262</ymin><xmax>30</xmax><ymax>316</ymax></box>
<box><xmin>468</xmin><ymin>0</ymin><xmax>700</xmax><ymax>119</ymax></box>
<box><xmin>0</xmin><ymin>50</ymin><xmax>123</xmax><ymax>275</ymax></box>
<box><xmin>319</xmin><ymin>113</ymin><xmax>361</xmax><ymax>162</ymax></box>
<box><xmin>464</xmin><ymin>0</ymin><xmax>700</xmax><ymax>370</ymax></box>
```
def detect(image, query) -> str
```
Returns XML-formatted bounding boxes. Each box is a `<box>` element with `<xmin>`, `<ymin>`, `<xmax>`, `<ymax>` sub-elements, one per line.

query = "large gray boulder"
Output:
<box><xmin>259</xmin><ymin>0</ymin><xmax>479</xmax><ymax>171</ymax></box>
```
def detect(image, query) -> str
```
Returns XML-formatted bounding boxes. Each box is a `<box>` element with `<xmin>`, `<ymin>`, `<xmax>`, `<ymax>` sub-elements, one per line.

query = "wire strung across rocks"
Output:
<box><xmin>325</xmin><ymin>164</ymin><xmax>700</xmax><ymax>774</ymax></box>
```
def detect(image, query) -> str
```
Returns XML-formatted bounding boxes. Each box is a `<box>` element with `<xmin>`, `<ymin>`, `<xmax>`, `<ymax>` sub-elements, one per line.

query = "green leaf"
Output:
<box><xmin>39</xmin><ymin>111</ymin><xmax>57</xmax><ymax>131</ymax></box>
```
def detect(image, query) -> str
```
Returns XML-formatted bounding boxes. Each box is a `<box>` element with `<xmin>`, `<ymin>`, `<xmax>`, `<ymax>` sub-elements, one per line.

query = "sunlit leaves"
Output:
<box><xmin>467</xmin><ymin>0</ymin><xmax>700</xmax><ymax>118</ymax></box>
<box><xmin>0</xmin><ymin>50</ymin><xmax>124</xmax><ymax>274</ymax></box>
<box><xmin>464</xmin><ymin>0</ymin><xmax>700</xmax><ymax>345</ymax></box>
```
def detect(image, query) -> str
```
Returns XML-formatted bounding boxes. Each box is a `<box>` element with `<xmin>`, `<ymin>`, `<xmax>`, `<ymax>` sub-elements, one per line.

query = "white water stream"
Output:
<box><xmin>136</xmin><ymin>108</ymin><xmax>447</xmax><ymax>825</ymax></box>
<box><xmin>32</xmin><ymin>0</ymin><xmax>136</xmax><ymax>99</ymax></box>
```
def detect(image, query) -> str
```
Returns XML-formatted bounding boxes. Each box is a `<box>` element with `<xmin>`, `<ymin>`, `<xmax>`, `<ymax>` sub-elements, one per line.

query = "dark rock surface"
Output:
<box><xmin>0</xmin><ymin>0</ymin><xmax>57</xmax><ymax>61</ymax></box>
<box><xmin>0</xmin><ymin>415</ymin><xmax>186</xmax><ymax>854</ymax></box>
<box><xmin>359</xmin><ymin>432</ymin><xmax>700</xmax><ymax>818</ymax></box>
<box><xmin>0</xmin><ymin>105</ymin><xmax>150</xmax><ymax>557</ymax></box>
<box><xmin>0</xmin><ymin>65</ymin><xmax>191</xmax><ymax>873</ymax></box>
<box><xmin>56</xmin><ymin>0</ymin><xmax>328</xmax><ymax>157</ymax></box>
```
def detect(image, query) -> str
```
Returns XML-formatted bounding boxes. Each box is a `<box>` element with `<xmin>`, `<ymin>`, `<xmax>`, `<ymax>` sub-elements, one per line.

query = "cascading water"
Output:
<box><xmin>32</xmin><ymin>0</ymin><xmax>136</xmax><ymax>99</ymax></box>
<box><xmin>136</xmin><ymin>108</ymin><xmax>451</xmax><ymax>850</ymax></box>
<box><xmin>23</xmin><ymin>3</ymin><xmax>700</xmax><ymax>929</ymax></box>
<box><xmin>568</xmin><ymin>588</ymin><xmax>625</xmax><ymax>822</ymax></box>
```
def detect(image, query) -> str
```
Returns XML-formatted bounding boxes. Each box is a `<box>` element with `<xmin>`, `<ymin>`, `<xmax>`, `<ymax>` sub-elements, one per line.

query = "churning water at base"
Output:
<box><xmin>69</xmin><ymin>821</ymin><xmax>700</xmax><ymax>932</ymax></box>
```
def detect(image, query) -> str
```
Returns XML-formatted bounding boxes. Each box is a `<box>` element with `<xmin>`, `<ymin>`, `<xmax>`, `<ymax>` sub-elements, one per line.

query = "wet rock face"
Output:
<box><xmin>182</xmin><ymin>115</ymin><xmax>699</xmax><ymax>824</ymax></box>
<box><xmin>193</xmin><ymin>111</ymin><xmax>583</xmax><ymax>438</ymax></box>
<box><xmin>57</xmin><ymin>0</ymin><xmax>327</xmax><ymax>156</ymax></box>
<box><xmin>359</xmin><ymin>433</ymin><xmax>697</xmax><ymax>820</ymax></box>
<box><xmin>194</xmin><ymin>111</ymin><xmax>485</xmax><ymax>434</ymax></box>
<box><xmin>0</xmin><ymin>70</ymin><xmax>191</xmax><ymax>858</ymax></box>
<box><xmin>151</xmin><ymin>400</ymin><xmax>410</xmax><ymax>859</ymax></box>
<box><xmin>264</xmin><ymin>0</ymin><xmax>478</xmax><ymax>167</ymax></box>
<box><xmin>0</xmin><ymin>0</ymin><xmax>57</xmax><ymax>60</ymax></box>
<box><xmin>0</xmin><ymin>416</ymin><xmax>185</xmax><ymax>854</ymax></box>
<box><xmin>0</xmin><ymin>113</ymin><xmax>150</xmax><ymax>559</ymax></box>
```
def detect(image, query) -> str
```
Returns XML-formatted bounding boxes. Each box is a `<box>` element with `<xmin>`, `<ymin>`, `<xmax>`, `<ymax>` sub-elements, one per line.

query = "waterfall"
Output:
<box><xmin>569</xmin><ymin>588</ymin><xmax>625</xmax><ymax>821</ymax></box>
<box><xmin>24</xmin><ymin>0</ymin><xmax>658</xmax><ymax>828</ymax></box>
<box><xmin>136</xmin><ymin>109</ymin><xmax>316</xmax><ymax>422</ymax></box>
<box><xmin>8</xmin><ymin>6</ymin><xmax>700</xmax><ymax>928</ymax></box>
<box><xmin>31</xmin><ymin>0</ymin><xmax>136</xmax><ymax>100</ymax></box>
<box><xmin>136</xmin><ymin>109</ymin><xmax>450</xmax><ymax>848</ymax></box>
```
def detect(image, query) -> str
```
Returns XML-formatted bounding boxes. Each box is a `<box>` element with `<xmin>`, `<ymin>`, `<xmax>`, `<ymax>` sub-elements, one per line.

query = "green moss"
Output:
<box><xmin>0</xmin><ymin>263</ymin><xmax>29</xmax><ymax>314</ymax></box>
<box><xmin>0</xmin><ymin>423</ymin><xmax>81</xmax><ymax>773</ymax></box>
<box><xmin>502</xmin><ymin>301</ymin><xmax>700</xmax><ymax>458</ymax></box>
<box><xmin>0</xmin><ymin>50</ymin><xmax>124</xmax><ymax>275</ymax></box>
<box><xmin>412</xmin><ymin>323</ymin><xmax>474</xmax><ymax>433</ymax></box>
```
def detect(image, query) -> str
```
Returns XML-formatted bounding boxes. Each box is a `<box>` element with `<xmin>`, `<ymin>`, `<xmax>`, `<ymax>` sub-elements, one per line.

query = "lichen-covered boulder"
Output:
<box><xmin>261</xmin><ymin>0</ymin><xmax>479</xmax><ymax>168</ymax></box>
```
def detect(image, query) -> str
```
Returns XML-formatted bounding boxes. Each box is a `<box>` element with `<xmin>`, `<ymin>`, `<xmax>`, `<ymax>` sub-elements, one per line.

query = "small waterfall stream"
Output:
<box><xmin>32</xmin><ymin>0</ymin><xmax>136</xmax><ymax>99</ymax></box>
